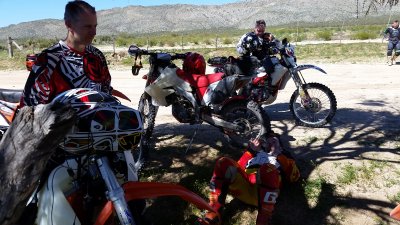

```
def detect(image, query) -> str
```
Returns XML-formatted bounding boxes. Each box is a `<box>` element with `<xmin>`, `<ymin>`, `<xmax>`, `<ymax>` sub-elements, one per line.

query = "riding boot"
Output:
<box><xmin>197</xmin><ymin>178</ymin><xmax>227</xmax><ymax>225</ymax></box>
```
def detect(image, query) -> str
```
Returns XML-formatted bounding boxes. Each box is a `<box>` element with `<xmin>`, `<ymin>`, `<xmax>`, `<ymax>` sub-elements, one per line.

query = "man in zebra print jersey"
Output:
<box><xmin>20</xmin><ymin>0</ymin><xmax>112</xmax><ymax>107</ymax></box>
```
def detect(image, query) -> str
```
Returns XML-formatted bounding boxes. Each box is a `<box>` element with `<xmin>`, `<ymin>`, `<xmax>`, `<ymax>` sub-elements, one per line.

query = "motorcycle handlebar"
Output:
<box><xmin>171</xmin><ymin>53</ymin><xmax>187</xmax><ymax>60</ymax></box>
<box><xmin>128</xmin><ymin>45</ymin><xmax>188</xmax><ymax>60</ymax></box>
<box><xmin>128</xmin><ymin>45</ymin><xmax>149</xmax><ymax>56</ymax></box>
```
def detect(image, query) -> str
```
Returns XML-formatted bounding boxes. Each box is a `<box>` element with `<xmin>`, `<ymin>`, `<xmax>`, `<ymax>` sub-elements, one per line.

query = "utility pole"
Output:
<box><xmin>356</xmin><ymin>0</ymin><xmax>359</xmax><ymax>19</ymax></box>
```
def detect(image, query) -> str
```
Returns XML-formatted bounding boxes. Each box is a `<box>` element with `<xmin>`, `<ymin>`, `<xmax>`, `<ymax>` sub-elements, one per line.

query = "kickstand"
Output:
<box><xmin>185</xmin><ymin>123</ymin><xmax>201</xmax><ymax>155</ymax></box>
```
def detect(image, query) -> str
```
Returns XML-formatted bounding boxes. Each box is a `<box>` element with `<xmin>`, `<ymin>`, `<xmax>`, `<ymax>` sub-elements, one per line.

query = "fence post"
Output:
<box><xmin>340</xmin><ymin>20</ymin><xmax>345</xmax><ymax>44</ymax></box>
<box><xmin>112</xmin><ymin>35</ymin><xmax>116</xmax><ymax>55</ymax></box>
<box><xmin>181</xmin><ymin>34</ymin><xmax>184</xmax><ymax>51</ymax></box>
<box><xmin>215</xmin><ymin>36</ymin><xmax>218</xmax><ymax>50</ymax></box>
<box><xmin>8</xmin><ymin>37</ymin><xmax>13</xmax><ymax>58</ymax></box>
<box><xmin>296</xmin><ymin>21</ymin><xmax>299</xmax><ymax>44</ymax></box>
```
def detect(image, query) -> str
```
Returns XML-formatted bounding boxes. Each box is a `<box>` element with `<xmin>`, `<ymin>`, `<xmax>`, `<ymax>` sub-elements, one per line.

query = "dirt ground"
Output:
<box><xmin>1</xmin><ymin>61</ymin><xmax>399</xmax><ymax>225</ymax></box>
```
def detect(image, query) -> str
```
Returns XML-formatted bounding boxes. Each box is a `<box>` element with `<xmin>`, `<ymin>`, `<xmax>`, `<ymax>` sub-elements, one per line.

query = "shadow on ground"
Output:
<box><xmin>139</xmin><ymin>100</ymin><xmax>400</xmax><ymax>225</ymax></box>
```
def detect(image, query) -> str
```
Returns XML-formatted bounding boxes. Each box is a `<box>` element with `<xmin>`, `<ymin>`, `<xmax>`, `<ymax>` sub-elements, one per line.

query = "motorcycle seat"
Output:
<box><xmin>179</xmin><ymin>72</ymin><xmax>224</xmax><ymax>88</ymax></box>
<box><xmin>0</xmin><ymin>88</ymin><xmax>22</xmax><ymax>103</ymax></box>
<box><xmin>178</xmin><ymin>72</ymin><xmax>225</xmax><ymax>97</ymax></box>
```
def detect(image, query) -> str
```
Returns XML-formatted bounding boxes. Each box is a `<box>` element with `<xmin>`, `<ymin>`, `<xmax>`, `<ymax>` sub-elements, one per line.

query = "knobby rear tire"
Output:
<box><xmin>220</xmin><ymin>100</ymin><xmax>271</xmax><ymax>149</ymax></box>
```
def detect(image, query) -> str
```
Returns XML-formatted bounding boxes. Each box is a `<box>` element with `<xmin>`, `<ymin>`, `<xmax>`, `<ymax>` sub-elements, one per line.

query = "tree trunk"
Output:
<box><xmin>0</xmin><ymin>102</ymin><xmax>76</xmax><ymax>225</ymax></box>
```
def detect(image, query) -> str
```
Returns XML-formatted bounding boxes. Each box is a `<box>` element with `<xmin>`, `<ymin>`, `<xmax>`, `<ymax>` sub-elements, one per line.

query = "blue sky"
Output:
<box><xmin>0</xmin><ymin>0</ymin><xmax>239</xmax><ymax>28</ymax></box>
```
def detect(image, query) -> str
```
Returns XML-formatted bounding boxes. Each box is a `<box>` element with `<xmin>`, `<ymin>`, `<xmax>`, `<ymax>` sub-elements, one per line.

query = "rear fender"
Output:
<box><xmin>94</xmin><ymin>181</ymin><xmax>220</xmax><ymax>225</ymax></box>
<box><xmin>295</xmin><ymin>64</ymin><xmax>327</xmax><ymax>74</ymax></box>
<box><xmin>111</xmin><ymin>89</ymin><xmax>131</xmax><ymax>102</ymax></box>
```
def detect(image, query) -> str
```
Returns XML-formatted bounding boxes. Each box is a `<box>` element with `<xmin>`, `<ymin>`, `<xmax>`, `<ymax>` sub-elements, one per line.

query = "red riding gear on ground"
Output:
<box><xmin>198</xmin><ymin>132</ymin><xmax>300</xmax><ymax>225</ymax></box>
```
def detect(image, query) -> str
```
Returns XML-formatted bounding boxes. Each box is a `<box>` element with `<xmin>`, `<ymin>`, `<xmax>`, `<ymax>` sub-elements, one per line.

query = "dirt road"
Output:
<box><xmin>1</xmin><ymin>62</ymin><xmax>399</xmax><ymax>225</ymax></box>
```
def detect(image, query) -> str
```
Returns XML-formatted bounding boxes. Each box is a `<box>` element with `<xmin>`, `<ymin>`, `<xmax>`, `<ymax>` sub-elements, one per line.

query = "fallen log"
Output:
<box><xmin>0</xmin><ymin>102</ymin><xmax>76</xmax><ymax>225</ymax></box>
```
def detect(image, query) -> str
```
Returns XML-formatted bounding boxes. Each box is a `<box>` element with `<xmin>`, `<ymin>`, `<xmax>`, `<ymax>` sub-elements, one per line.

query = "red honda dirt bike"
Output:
<box><xmin>209</xmin><ymin>38</ymin><xmax>337</xmax><ymax>128</ymax></box>
<box><xmin>127</xmin><ymin>45</ymin><xmax>270</xmax><ymax>151</ymax></box>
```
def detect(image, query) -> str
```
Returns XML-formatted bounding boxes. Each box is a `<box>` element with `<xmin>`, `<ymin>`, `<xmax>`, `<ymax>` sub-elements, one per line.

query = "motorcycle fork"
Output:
<box><xmin>292</xmin><ymin>71</ymin><xmax>311</xmax><ymax>105</ymax></box>
<box><xmin>97</xmin><ymin>156</ymin><xmax>136</xmax><ymax>225</ymax></box>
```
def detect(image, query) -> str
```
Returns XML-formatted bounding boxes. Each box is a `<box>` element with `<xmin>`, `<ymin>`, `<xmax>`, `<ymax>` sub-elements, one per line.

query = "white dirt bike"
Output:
<box><xmin>128</xmin><ymin>45</ymin><xmax>271</xmax><ymax>150</ymax></box>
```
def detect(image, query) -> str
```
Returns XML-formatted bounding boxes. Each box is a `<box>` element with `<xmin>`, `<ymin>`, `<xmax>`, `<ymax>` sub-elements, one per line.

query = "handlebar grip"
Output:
<box><xmin>128</xmin><ymin>45</ymin><xmax>148</xmax><ymax>56</ymax></box>
<box><xmin>172</xmin><ymin>53</ymin><xmax>187</xmax><ymax>60</ymax></box>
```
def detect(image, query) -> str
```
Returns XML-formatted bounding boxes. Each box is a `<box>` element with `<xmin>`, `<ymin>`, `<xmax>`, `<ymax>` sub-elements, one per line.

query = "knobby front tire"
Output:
<box><xmin>289</xmin><ymin>82</ymin><xmax>337</xmax><ymax>127</ymax></box>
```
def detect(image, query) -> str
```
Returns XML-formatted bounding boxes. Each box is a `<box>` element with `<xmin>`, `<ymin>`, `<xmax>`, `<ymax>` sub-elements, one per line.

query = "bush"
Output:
<box><xmin>36</xmin><ymin>38</ymin><xmax>57</xmax><ymax>49</ymax></box>
<box><xmin>204</xmin><ymin>39</ymin><xmax>212</xmax><ymax>45</ymax></box>
<box><xmin>351</xmin><ymin>31</ymin><xmax>377</xmax><ymax>40</ymax></box>
<box><xmin>222</xmin><ymin>38</ymin><xmax>233</xmax><ymax>45</ymax></box>
<box><xmin>316</xmin><ymin>30</ymin><xmax>333</xmax><ymax>41</ymax></box>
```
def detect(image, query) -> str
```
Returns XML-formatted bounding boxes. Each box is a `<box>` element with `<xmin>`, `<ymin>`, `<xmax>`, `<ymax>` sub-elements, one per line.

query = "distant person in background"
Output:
<box><xmin>384</xmin><ymin>20</ymin><xmax>400</xmax><ymax>66</ymax></box>
<box><xmin>20</xmin><ymin>0</ymin><xmax>113</xmax><ymax>107</ymax></box>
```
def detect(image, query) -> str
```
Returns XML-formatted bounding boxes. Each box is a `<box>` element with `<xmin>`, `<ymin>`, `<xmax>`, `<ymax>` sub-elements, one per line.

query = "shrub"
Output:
<box><xmin>115</xmin><ymin>36</ymin><xmax>132</xmax><ymax>46</ymax></box>
<box><xmin>316</xmin><ymin>30</ymin><xmax>333</xmax><ymax>41</ymax></box>
<box><xmin>222</xmin><ymin>38</ymin><xmax>233</xmax><ymax>45</ymax></box>
<box><xmin>351</xmin><ymin>31</ymin><xmax>377</xmax><ymax>40</ymax></box>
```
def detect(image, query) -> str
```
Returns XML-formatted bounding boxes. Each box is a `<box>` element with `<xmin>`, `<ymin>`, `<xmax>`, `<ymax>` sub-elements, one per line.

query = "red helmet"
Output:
<box><xmin>182</xmin><ymin>52</ymin><xmax>206</xmax><ymax>75</ymax></box>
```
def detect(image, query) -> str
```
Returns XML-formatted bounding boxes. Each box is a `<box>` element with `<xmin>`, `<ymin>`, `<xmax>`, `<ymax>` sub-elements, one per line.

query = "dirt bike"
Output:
<box><xmin>0</xmin><ymin>88</ymin><xmax>21</xmax><ymax>140</ymax></box>
<box><xmin>0</xmin><ymin>88</ymin><xmax>219</xmax><ymax>225</ymax></box>
<box><xmin>209</xmin><ymin>38</ymin><xmax>337</xmax><ymax>128</ymax></box>
<box><xmin>127</xmin><ymin>45</ymin><xmax>270</xmax><ymax>150</ymax></box>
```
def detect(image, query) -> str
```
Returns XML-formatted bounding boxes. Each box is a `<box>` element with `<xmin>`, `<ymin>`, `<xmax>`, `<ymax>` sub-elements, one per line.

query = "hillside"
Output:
<box><xmin>1</xmin><ymin>0</ymin><xmax>400</xmax><ymax>39</ymax></box>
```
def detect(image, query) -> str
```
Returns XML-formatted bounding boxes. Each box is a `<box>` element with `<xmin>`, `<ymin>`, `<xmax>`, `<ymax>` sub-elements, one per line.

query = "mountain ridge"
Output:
<box><xmin>1</xmin><ymin>0</ymin><xmax>399</xmax><ymax>40</ymax></box>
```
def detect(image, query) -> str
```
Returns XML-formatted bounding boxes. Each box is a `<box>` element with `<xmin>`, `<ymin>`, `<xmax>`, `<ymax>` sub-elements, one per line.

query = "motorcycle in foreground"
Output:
<box><xmin>0</xmin><ymin>88</ymin><xmax>219</xmax><ymax>225</ymax></box>
<box><xmin>128</xmin><ymin>45</ymin><xmax>270</xmax><ymax>149</ymax></box>
<box><xmin>209</xmin><ymin>38</ymin><xmax>337</xmax><ymax>127</ymax></box>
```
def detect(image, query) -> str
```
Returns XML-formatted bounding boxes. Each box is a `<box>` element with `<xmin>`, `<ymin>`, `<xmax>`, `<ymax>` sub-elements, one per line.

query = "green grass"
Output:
<box><xmin>0</xmin><ymin>41</ymin><xmax>388</xmax><ymax>71</ymax></box>
<box><xmin>0</xmin><ymin>23</ymin><xmax>390</xmax><ymax>70</ymax></box>
<box><xmin>337</xmin><ymin>163</ymin><xmax>358</xmax><ymax>185</ymax></box>
<box><xmin>337</xmin><ymin>160</ymin><xmax>390</xmax><ymax>186</ymax></box>
<box><xmin>303</xmin><ymin>176</ymin><xmax>329</xmax><ymax>203</ymax></box>
<box><xmin>388</xmin><ymin>191</ymin><xmax>400</xmax><ymax>204</ymax></box>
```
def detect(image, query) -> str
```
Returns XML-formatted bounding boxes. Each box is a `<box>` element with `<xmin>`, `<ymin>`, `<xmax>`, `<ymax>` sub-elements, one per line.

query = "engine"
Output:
<box><xmin>171</xmin><ymin>98</ymin><xmax>196</xmax><ymax>124</ymax></box>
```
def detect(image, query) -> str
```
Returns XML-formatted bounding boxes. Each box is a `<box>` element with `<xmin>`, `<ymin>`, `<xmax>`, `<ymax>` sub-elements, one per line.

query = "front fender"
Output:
<box><xmin>391</xmin><ymin>204</ymin><xmax>400</xmax><ymax>220</ymax></box>
<box><xmin>295</xmin><ymin>64</ymin><xmax>327</xmax><ymax>74</ymax></box>
<box><xmin>94</xmin><ymin>181</ymin><xmax>220</xmax><ymax>225</ymax></box>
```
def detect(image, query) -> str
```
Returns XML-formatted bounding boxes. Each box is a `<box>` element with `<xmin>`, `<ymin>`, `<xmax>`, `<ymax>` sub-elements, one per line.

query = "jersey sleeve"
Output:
<box><xmin>84</xmin><ymin>46</ymin><xmax>113</xmax><ymax>94</ymax></box>
<box><xmin>236</xmin><ymin>33</ymin><xmax>248</xmax><ymax>55</ymax></box>
<box><xmin>20</xmin><ymin>53</ymin><xmax>53</xmax><ymax>107</ymax></box>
